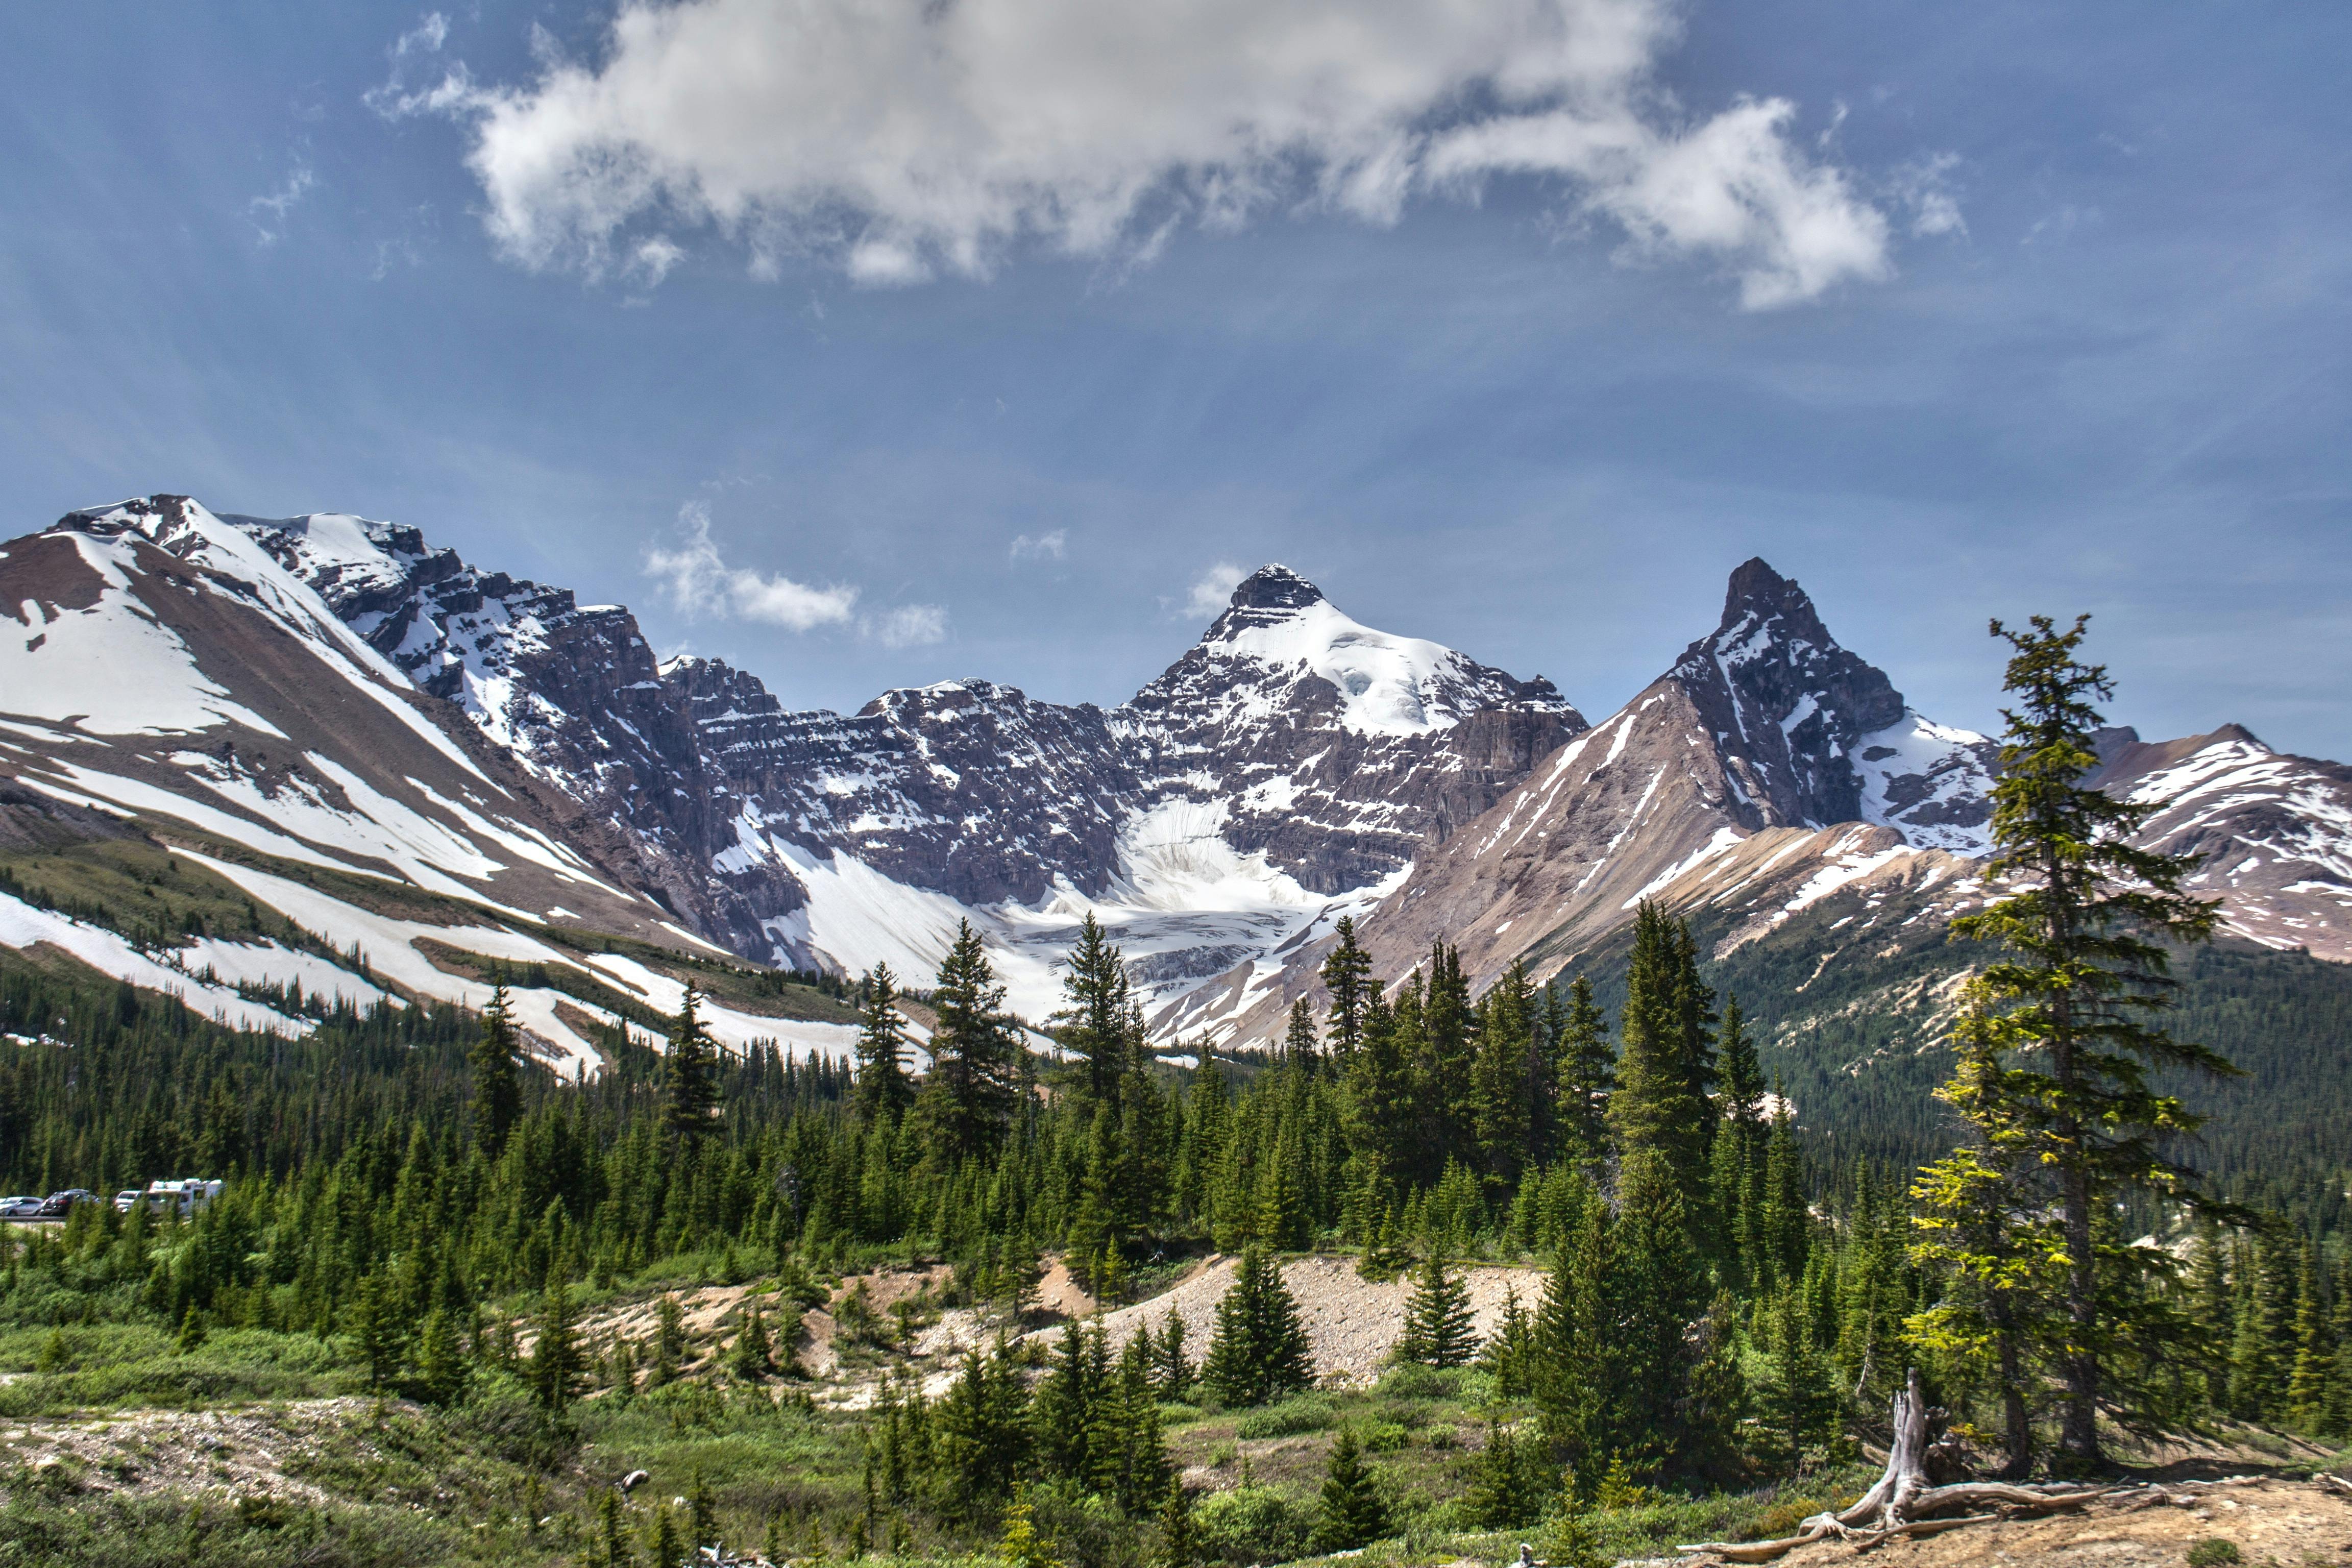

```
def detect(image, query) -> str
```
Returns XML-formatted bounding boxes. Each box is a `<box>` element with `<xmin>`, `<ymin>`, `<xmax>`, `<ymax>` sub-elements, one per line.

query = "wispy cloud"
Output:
<box><xmin>1010</xmin><ymin>529</ymin><xmax>1067</xmax><ymax>562</ymax></box>
<box><xmin>1184</xmin><ymin>561</ymin><xmax>1246</xmax><ymax>620</ymax></box>
<box><xmin>248</xmin><ymin>159</ymin><xmax>316</xmax><ymax>246</ymax></box>
<box><xmin>381</xmin><ymin>0</ymin><xmax>1905</xmax><ymax>308</ymax></box>
<box><xmin>863</xmin><ymin>603</ymin><xmax>950</xmax><ymax>648</ymax></box>
<box><xmin>1891</xmin><ymin>152</ymin><xmax>1966</xmax><ymax>238</ymax></box>
<box><xmin>644</xmin><ymin>502</ymin><xmax>859</xmax><ymax>629</ymax></box>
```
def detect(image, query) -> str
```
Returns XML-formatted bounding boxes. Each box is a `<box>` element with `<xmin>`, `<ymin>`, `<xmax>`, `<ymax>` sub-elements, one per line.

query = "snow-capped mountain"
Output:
<box><xmin>1156</xmin><ymin>560</ymin><xmax>1997</xmax><ymax>1045</ymax></box>
<box><xmin>674</xmin><ymin>565</ymin><xmax>1583</xmax><ymax>1019</ymax></box>
<box><xmin>35</xmin><ymin>508</ymin><xmax>1578</xmax><ymax>1024</ymax></box>
<box><xmin>0</xmin><ymin>496</ymin><xmax>877</xmax><ymax>1072</ymax></box>
<box><xmin>8</xmin><ymin>496</ymin><xmax>2345</xmax><ymax>1055</ymax></box>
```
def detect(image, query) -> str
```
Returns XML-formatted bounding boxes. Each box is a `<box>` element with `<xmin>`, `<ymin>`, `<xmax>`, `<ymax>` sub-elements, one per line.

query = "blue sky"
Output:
<box><xmin>4</xmin><ymin>2</ymin><xmax>2347</xmax><ymax>756</ymax></box>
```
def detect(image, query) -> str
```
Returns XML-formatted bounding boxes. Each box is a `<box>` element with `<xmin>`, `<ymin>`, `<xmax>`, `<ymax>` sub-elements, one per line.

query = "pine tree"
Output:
<box><xmin>1283</xmin><ymin>997</ymin><xmax>1320</xmax><ymax>1072</ymax></box>
<box><xmin>596</xmin><ymin>1487</ymin><xmax>632</xmax><ymax>1568</ymax></box>
<box><xmin>1203</xmin><ymin>1244</ymin><xmax>1312</xmax><ymax>1407</ymax></box>
<box><xmin>1947</xmin><ymin>614</ymin><xmax>2233</xmax><ymax>1465</ymax></box>
<box><xmin>1749</xmin><ymin>1284</ymin><xmax>1835</xmax><ymax>1476</ymax></box>
<box><xmin>1553</xmin><ymin>976</ymin><xmax>1615</xmax><ymax>1165</ymax></box>
<box><xmin>853</xmin><ymin>964</ymin><xmax>916</xmax><ymax>1123</ymax></box>
<box><xmin>920</xmin><ymin>922</ymin><xmax>1021</xmax><ymax>1164</ymax></box>
<box><xmin>650</xmin><ymin>1291</ymin><xmax>685</xmax><ymax>1387</ymax></box>
<box><xmin>530</xmin><ymin>1272</ymin><xmax>585</xmax><ymax>1412</ymax></box>
<box><xmin>663</xmin><ymin>985</ymin><xmax>723</xmax><ymax>1144</ymax></box>
<box><xmin>1472</xmin><ymin>963</ymin><xmax>1536</xmax><ymax>1191</ymax></box>
<box><xmin>1311</xmin><ymin>1428</ymin><xmax>1390</xmax><ymax>1551</ymax></box>
<box><xmin>690</xmin><ymin>1468</ymin><xmax>718</xmax><ymax>1552</ymax></box>
<box><xmin>418</xmin><ymin>1306</ymin><xmax>470</xmax><ymax>1405</ymax></box>
<box><xmin>730</xmin><ymin>1303</ymin><xmax>773</xmax><ymax>1380</ymax></box>
<box><xmin>1058</xmin><ymin>914</ymin><xmax>1133</xmax><ymax>1107</ymax></box>
<box><xmin>2288</xmin><ymin>1242</ymin><xmax>2331</xmax><ymax>1426</ymax></box>
<box><xmin>1319</xmin><ymin>918</ymin><xmax>1372</xmax><ymax>1060</ymax></box>
<box><xmin>1756</xmin><ymin>1088</ymin><xmax>1809</xmax><ymax>1290</ymax></box>
<box><xmin>1480</xmin><ymin>1284</ymin><xmax>1536</xmax><ymax>1398</ymax></box>
<box><xmin>1607</xmin><ymin>905</ymin><xmax>1713</xmax><ymax>1213</ymax></box>
<box><xmin>1157</xmin><ymin>1313</ymin><xmax>1193</xmax><ymax>1400</ymax></box>
<box><xmin>646</xmin><ymin>1503</ymin><xmax>683</xmax><ymax>1568</ymax></box>
<box><xmin>1710</xmin><ymin>994</ymin><xmax>1766</xmax><ymax>1277</ymax></box>
<box><xmin>1399</xmin><ymin>1252</ymin><xmax>1479</xmax><ymax>1368</ymax></box>
<box><xmin>471</xmin><ymin>982</ymin><xmax>524</xmax><ymax>1156</ymax></box>
<box><xmin>1465</xmin><ymin>1419</ymin><xmax>1546</xmax><ymax>1530</ymax></box>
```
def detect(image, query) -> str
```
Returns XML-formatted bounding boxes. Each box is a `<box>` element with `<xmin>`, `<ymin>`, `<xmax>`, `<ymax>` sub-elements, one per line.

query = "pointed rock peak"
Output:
<box><xmin>1229</xmin><ymin>563</ymin><xmax>1326</xmax><ymax>613</ymax></box>
<box><xmin>1717</xmin><ymin>556</ymin><xmax>1831</xmax><ymax>643</ymax></box>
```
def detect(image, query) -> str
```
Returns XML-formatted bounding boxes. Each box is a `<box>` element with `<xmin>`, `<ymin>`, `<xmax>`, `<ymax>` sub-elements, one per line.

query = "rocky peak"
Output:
<box><xmin>1210</xmin><ymin>563</ymin><xmax>1327</xmax><ymax>631</ymax></box>
<box><xmin>1672</xmin><ymin>557</ymin><xmax>1908</xmax><ymax>829</ymax></box>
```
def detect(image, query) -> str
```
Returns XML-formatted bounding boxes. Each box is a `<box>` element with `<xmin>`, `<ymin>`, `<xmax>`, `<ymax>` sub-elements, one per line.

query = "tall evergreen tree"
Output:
<box><xmin>853</xmin><ymin>964</ymin><xmax>916</xmax><ymax>1123</ymax></box>
<box><xmin>1552</xmin><ymin>975</ymin><xmax>1615</xmax><ymax>1165</ymax></box>
<box><xmin>663</xmin><ymin>985</ymin><xmax>723</xmax><ymax>1144</ymax></box>
<box><xmin>530</xmin><ymin>1271</ymin><xmax>585</xmax><ymax>1412</ymax></box>
<box><xmin>1319</xmin><ymin>918</ymin><xmax>1373</xmax><ymax>1059</ymax></box>
<box><xmin>470</xmin><ymin>982</ymin><xmax>524</xmax><ymax>1156</ymax></box>
<box><xmin>1608</xmin><ymin>905</ymin><xmax>1713</xmax><ymax>1212</ymax></box>
<box><xmin>920</xmin><ymin>922</ymin><xmax>1022</xmax><ymax>1164</ymax></box>
<box><xmin>1947</xmin><ymin>613</ymin><xmax>2232</xmax><ymax>1466</ymax></box>
<box><xmin>1058</xmin><ymin>914</ymin><xmax>1133</xmax><ymax>1107</ymax></box>
<box><xmin>1203</xmin><ymin>1245</ymin><xmax>1312</xmax><ymax>1407</ymax></box>
<box><xmin>1283</xmin><ymin>997</ymin><xmax>1320</xmax><ymax>1072</ymax></box>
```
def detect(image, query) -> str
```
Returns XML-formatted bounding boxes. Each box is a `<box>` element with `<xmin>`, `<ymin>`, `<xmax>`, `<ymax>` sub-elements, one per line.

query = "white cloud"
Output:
<box><xmin>629</xmin><ymin>234</ymin><xmax>686</xmax><ymax>287</ymax></box>
<box><xmin>248</xmin><ymin>160</ymin><xmax>316</xmax><ymax>246</ymax></box>
<box><xmin>1890</xmin><ymin>152</ymin><xmax>1966</xmax><ymax>238</ymax></box>
<box><xmin>1184</xmin><ymin>561</ymin><xmax>1247</xmax><ymax>620</ymax></box>
<box><xmin>394</xmin><ymin>12</ymin><xmax>448</xmax><ymax>58</ymax></box>
<box><xmin>386</xmin><ymin>0</ymin><xmax>1899</xmax><ymax>307</ymax></box>
<box><xmin>864</xmin><ymin>604</ymin><xmax>950</xmax><ymax>648</ymax></box>
<box><xmin>1011</xmin><ymin>529</ymin><xmax>1067</xmax><ymax>561</ymax></box>
<box><xmin>645</xmin><ymin>502</ymin><xmax>859</xmax><ymax>630</ymax></box>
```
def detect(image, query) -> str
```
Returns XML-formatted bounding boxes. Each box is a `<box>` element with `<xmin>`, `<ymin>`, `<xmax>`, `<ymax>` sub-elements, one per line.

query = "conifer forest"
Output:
<box><xmin>0</xmin><ymin>623</ymin><xmax>2343</xmax><ymax>1568</ymax></box>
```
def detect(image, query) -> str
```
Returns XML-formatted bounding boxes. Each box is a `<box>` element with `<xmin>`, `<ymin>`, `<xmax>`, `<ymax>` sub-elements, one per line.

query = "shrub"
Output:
<box><xmin>2187</xmin><ymin>1541</ymin><xmax>2242</xmax><ymax>1567</ymax></box>
<box><xmin>1194</xmin><ymin>1485</ymin><xmax>1310</xmax><ymax>1565</ymax></box>
<box><xmin>1360</xmin><ymin>1421</ymin><xmax>1409</xmax><ymax>1453</ymax></box>
<box><xmin>1234</xmin><ymin>1394</ymin><xmax>1334</xmax><ymax>1439</ymax></box>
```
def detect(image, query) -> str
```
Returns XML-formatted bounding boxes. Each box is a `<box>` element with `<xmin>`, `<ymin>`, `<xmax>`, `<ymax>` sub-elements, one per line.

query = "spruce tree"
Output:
<box><xmin>418</xmin><ymin>1306</ymin><xmax>470</xmax><ymax>1405</ymax></box>
<box><xmin>1319</xmin><ymin>918</ymin><xmax>1372</xmax><ymax>1059</ymax></box>
<box><xmin>730</xmin><ymin>1303</ymin><xmax>772</xmax><ymax>1380</ymax></box>
<box><xmin>663</xmin><ymin>985</ymin><xmax>723</xmax><ymax>1144</ymax></box>
<box><xmin>2288</xmin><ymin>1242</ymin><xmax>2331</xmax><ymax>1425</ymax></box>
<box><xmin>1155</xmin><ymin>1314</ymin><xmax>1192</xmax><ymax>1401</ymax></box>
<box><xmin>1750</xmin><ymin>1283</ymin><xmax>1835</xmax><ymax>1476</ymax></box>
<box><xmin>853</xmin><ymin>964</ymin><xmax>916</xmax><ymax>1123</ymax></box>
<box><xmin>1399</xmin><ymin>1252</ymin><xmax>1479</xmax><ymax>1368</ymax></box>
<box><xmin>470</xmin><ymin>982</ymin><xmax>524</xmax><ymax>1157</ymax></box>
<box><xmin>1947</xmin><ymin>613</ymin><xmax>2233</xmax><ymax>1465</ymax></box>
<box><xmin>1203</xmin><ymin>1244</ymin><xmax>1312</xmax><ymax>1407</ymax></box>
<box><xmin>1058</xmin><ymin>914</ymin><xmax>1133</xmax><ymax>1107</ymax></box>
<box><xmin>1471</xmin><ymin>964</ymin><xmax>1536</xmax><ymax>1191</ymax></box>
<box><xmin>530</xmin><ymin>1272</ymin><xmax>585</xmax><ymax>1412</ymax></box>
<box><xmin>1283</xmin><ymin>996</ymin><xmax>1320</xmax><ymax>1072</ymax></box>
<box><xmin>1607</xmin><ymin>906</ymin><xmax>1712</xmax><ymax>1211</ymax></box>
<box><xmin>1311</xmin><ymin>1428</ymin><xmax>1390</xmax><ymax>1551</ymax></box>
<box><xmin>1157</xmin><ymin>1486</ymin><xmax>1198</xmax><ymax>1568</ymax></box>
<box><xmin>1553</xmin><ymin>975</ymin><xmax>1615</xmax><ymax>1165</ymax></box>
<box><xmin>1464</xmin><ymin>1419</ymin><xmax>1545</xmax><ymax>1529</ymax></box>
<box><xmin>919</xmin><ymin>922</ymin><xmax>1021</xmax><ymax>1163</ymax></box>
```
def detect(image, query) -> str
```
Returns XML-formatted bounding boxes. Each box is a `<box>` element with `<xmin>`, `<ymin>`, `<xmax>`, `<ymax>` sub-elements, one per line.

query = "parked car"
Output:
<box><xmin>36</xmin><ymin>1189</ymin><xmax>97</xmax><ymax>1217</ymax></box>
<box><xmin>112</xmin><ymin>1189</ymin><xmax>143</xmax><ymax>1214</ymax></box>
<box><xmin>0</xmin><ymin>1196</ymin><xmax>43</xmax><ymax>1218</ymax></box>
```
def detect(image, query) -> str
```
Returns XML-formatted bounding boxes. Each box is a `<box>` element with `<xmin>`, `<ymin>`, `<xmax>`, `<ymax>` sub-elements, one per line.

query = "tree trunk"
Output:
<box><xmin>1994</xmin><ymin>1315</ymin><xmax>2031</xmax><ymax>1480</ymax></box>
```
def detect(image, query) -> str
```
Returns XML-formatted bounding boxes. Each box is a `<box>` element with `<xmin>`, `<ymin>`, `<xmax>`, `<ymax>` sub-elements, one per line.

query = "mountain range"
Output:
<box><xmin>3</xmin><ymin>493</ymin><xmax>2348</xmax><ymax>1080</ymax></box>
